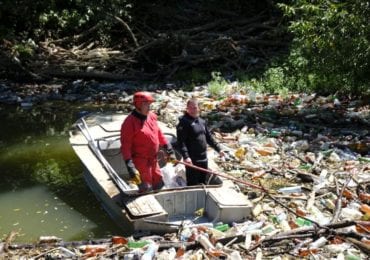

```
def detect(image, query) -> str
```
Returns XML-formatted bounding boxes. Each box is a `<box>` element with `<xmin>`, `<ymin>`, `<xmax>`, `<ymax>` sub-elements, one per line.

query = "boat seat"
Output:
<box><xmin>206</xmin><ymin>187</ymin><xmax>252</xmax><ymax>223</ymax></box>
<box><xmin>208</xmin><ymin>187</ymin><xmax>250</xmax><ymax>207</ymax></box>
<box><xmin>125</xmin><ymin>195</ymin><xmax>166</xmax><ymax>218</ymax></box>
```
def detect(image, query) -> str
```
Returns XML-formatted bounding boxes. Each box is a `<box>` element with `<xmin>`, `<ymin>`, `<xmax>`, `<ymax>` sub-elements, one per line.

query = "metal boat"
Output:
<box><xmin>69</xmin><ymin>112</ymin><xmax>252</xmax><ymax>234</ymax></box>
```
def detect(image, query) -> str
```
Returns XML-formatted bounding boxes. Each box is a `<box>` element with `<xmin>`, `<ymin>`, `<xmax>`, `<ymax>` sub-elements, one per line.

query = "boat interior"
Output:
<box><xmin>73</xmin><ymin>114</ymin><xmax>252</xmax><ymax>228</ymax></box>
<box><xmin>98</xmin><ymin>132</ymin><xmax>250</xmax><ymax>226</ymax></box>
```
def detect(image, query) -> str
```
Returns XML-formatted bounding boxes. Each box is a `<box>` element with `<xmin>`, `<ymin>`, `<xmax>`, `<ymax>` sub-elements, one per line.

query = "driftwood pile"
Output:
<box><xmin>1</xmin><ymin>5</ymin><xmax>288</xmax><ymax>82</ymax></box>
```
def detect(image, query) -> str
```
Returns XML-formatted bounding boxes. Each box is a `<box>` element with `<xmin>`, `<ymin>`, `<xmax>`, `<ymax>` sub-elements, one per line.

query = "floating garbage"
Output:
<box><xmin>1</xmin><ymin>87</ymin><xmax>370</xmax><ymax>259</ymax></box>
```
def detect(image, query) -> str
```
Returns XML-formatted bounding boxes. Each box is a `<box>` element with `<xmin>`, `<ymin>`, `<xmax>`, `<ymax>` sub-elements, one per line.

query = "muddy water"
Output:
<box><xmin>0</xmin><ymin>103</ymin><xmax>125</xmax><ymax>243</ymax></box>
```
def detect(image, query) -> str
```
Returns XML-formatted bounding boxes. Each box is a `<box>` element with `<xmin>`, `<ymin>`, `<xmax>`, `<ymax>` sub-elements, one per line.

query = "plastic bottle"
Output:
<box><xmin>298</xmin><ymin>248</ymin><xmax>319</xmax><ymax>257</ymax></box>
<box><xmin>208</xmin><ymin>249</ymin><xmax>227</xmax><ymax>258</ymax></box>
<box><xmin>345</xmin><ymin>251</ymin><xmax>361</xmax><ymax>260</ymax></box>
<box><xmin>197</xmin><ymin>233</ymin><xmax>215</xmax><ymax>251</ymax></box>
<box><xmin>313</xmin><ymin>169</ymin><xmax>328</xmax><ymax>192</ymax></box>
<box><xmin>244</xmin><ymin>233</ymin><xmax>252</xmax><ymax>249</ymax></box>
<box><xmin>82</xmin><ymin>245</ymin><xmax>108</xmax><ymax>257</ymax></box>
<box><xmin>127</xmin><ymin>240</ymin><xmax>150</xmax><ymax>249</ymax></box>
<box><xmin>112</xmin><ymin>236</ymin><xmax>128</xmax><ymax>245</ymax></box>
<box><xmin>141</xmin><ymin>241</ymin><xmax>159</xmax><ymax>260</ymax></box>
<box><xmin>309</xmin><ymin>205</ymin><xmax>330</xmax><ymax>225</ymax></box>
<box><xmin>295</xmin><ymin>217</ymin><xmax>312</xmax><ymax>227</ymax></box>
<box><xmin>309</xmin><ymin>237</ymin><xmax>327</xmax><ymax>248</ymax></box>
<box><xmin>341</xmin><ymin>207</ymin><xmax>363</xmax><ymax>220</ymax></box>
<box><xmin>278</xmin><ymin>186</ymin><xmax>302</xmax><ymax>194</ymax></box>
<box><xmin>334</xmin><ymin>148</ymin><xmax>357</xmax><ymax>161</ymax></box>
<box><xmin>321</xmin><ymin>198</ymin><xmax>335</xmax><ymax>211</ymax></box>
<box><xmin>342</xmin><ymin>189</ymin><xmax>355</xmax><ymax>200</ymax></box>
<box><xmin>359</xmin><ymin>193</ymin><xmax>370</xmax><ymax>203</ymax></box>
<box><xmin>255</xmin><ymin>147</ymin><xmax>275</xmax><ymax>156</ymax></box>
<box><xmin>360</xmin><ymin>204</ymin><xmax>370</xmax><ymax>214</ymax></box>
<box><xmin>359</xmin><ymin>157</ymin><xmax>370</xmax><ymax>163</ymax></box>
<box><xmin>325</xmin><ymin>243</ymin><xmax>350</xmax><ymax>254</ymax></box>
<box><xmin>214</xmin><ymin>223</ymin><xmax>229</xmax><ymax>232</ymax></box>
<box><xmin>274</xmin><ymin>212</ymin><xmax>291</xmax><ymax>231</ymax></box>
<box><xmin>262</xmin><ymin>224</ymin><xmax>277</xmax><ymax>235</ymax></box>
<box><xmin>187</xmin><ymin>222</ymin><xmax>213</xmax><ymax>229</ymax></box>
<box><xmin>187</xmin><ymin>228</ymin><xmax>198</xmax><ymax>242</ymax></box>
<box><xmin>269</xmin><ymin>130</ymin><xmax>282</xmax><ymax>137</ymax></box>
<box><xmin>208</xmin><ymin>227</ymin><xmax>225</xmax><ymax>240</ymax></box>
<box><xmin>175</xmin><ymin>244</ymin><xmax>186</xmax><ymax>258</ymax></box>
<box><xmin>279</xmin><ymin>219</ymin><xmax>291</xmax><ymax>231</ymax></box>
<box><xmin>288</xmin><ymin>219</ymin><xmax>299</xmax><ymax>229</ymax></box>
<box><xmin>179</xmin><ymin>227</ymin><xmax>192</xmax><ymax>242</ymax></box>
<box><xmin>39</xmin><ymin>236</ymin><xmax>62</xmax><ymax>243</ymax></box>
<box><xmin>355</xmin><ymin>222</ymin><xmax>370</xmax><ymax>233</ymax></box>
<box><xmin>296</xmin><ymin>207</ymin><xmax>307</xmax><ymax>217</ymax></box>
<box><xmin>239</xmin><ymin>220</ymin><xmax>264</xmax><ymax>234</ymax></box>
<box><xmin>276</xmin><ymin>212</ymin><xmax>287</xmax><ymax>223</ymax></box>
<box><xmin>291</xmin><ymin>140</ymin><xmax>309</xmax><ymax>151</ymax></box>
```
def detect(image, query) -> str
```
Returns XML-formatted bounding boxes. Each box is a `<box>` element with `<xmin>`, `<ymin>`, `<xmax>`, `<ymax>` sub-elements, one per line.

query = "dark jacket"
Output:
<box><xmin>176</xmin><ymin>112</ymin><xmax>221</xmax><ymax>162</ymax></box>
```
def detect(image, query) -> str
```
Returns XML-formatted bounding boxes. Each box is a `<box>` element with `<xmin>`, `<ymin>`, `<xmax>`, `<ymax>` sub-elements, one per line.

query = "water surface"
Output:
<box><xmin>0</xmin><ymin>103</ymin><xmax>125</xmax><ymax>243</ymax></box>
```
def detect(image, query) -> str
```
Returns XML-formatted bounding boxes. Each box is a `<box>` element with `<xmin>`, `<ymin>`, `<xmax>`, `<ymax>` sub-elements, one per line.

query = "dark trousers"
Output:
<box><xmin>186</xmin><ymin>160</ymin><xmax>208</xmax><ymax>186</ymax></box>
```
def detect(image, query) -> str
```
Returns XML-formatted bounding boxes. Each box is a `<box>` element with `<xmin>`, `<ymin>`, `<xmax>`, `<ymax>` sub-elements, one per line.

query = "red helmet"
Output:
<box><xmin>133</xmin><ymin>91</ymin><xmax>155</xmax><ymax>108</ymax></box>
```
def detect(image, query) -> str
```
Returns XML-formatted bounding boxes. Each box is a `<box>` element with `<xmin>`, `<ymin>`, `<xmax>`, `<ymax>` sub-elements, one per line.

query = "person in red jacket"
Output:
<box><xmin>120</xmin><ymin>91</ymin><xmax>175</xmax><ymax>192</ymax></box>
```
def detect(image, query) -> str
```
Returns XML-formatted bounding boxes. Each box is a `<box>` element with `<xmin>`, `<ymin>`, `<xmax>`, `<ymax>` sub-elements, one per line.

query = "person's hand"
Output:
<box><xmin>184</xmin><ymin>157</ymin><xmax>192</xmax><ymax>164</ymax></box>
<box><xmin>219</xmin><ymin>150</ymin><xmax>225</xmax><ymax>157</ymax></box>
<box><xmin>129</xmin><ymin>171</ymin><xmax>142</xmax><ymax>185</ymax></box>
<box><xmin>167</xmin><ymin>150</ymin><xmax>177</xmax><ymax>164</ymax></box>
<box><xmin>126</xmin><ymin>159</ymin><xmax>142</xmax><ymax>185</ymax></box>
<box><xmin>164</xmin><ymin>144</ymin><xmax>177</xmax><ymax>164</ymax></box>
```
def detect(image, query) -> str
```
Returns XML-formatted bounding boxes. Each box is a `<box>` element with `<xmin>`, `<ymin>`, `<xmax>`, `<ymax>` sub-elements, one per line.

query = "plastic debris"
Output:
<box><xmin>2</xmin><ymin>88</ymin><xmax>370</xmax><ymax>259</ymax></box>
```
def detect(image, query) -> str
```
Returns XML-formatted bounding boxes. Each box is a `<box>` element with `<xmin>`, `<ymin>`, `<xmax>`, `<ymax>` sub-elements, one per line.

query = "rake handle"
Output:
<box><xmin>175</xmin><ymin>159</ymin><xmax>265</xmax><ymax>191</ymax></box>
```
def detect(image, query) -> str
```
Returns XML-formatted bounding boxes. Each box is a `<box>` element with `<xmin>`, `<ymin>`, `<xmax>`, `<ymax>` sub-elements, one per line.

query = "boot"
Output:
<box><xmin>138</xmin><ymin>182</ymin><xmax>153</xmax><ymax>193</ymax></box>
<box><xmin>153</xmin><ymin>179</ymin><xmax>164</xmax><ymax>190</ymax></box>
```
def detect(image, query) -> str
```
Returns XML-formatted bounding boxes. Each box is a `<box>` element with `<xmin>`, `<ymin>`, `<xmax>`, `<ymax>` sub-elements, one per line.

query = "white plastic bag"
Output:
<box><xmin>174</xmin><ymin>164</ymin><xmax>187</xmax><ymax>186</ymax></box>
<box><xmin>161</xmin><ymin>163</ymin><xmax>187</xmax><ymax>188</ymax></box>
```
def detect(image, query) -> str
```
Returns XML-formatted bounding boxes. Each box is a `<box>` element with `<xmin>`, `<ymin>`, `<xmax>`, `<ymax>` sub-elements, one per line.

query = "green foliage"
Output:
<box><xmin>260</xmin><ymin>67</ymin><xmax>285</xmax><ymax>93</ymax></box>
<box><xmin>207</xmin><ymin>72</ymin><xmax>228</xmax><ymax>98</ymax></box>
<box><xmin>234</xmin><ymin>67</ymin><xmax>289</xmax><ymax>96</ymax></box>
<box><xmin>12</xmin><ymin>40</ymin><xmax>36</xmax><ymax>59</ymax></box>
<box><xmin>0</xmin><ymin>0</ymin><xmax>133</xmax><ymax>42</ymax></box>
<box><xmin>277</xmin><ymin>0</ymin><xmax>370</xmax><ymax>95</ymax></box>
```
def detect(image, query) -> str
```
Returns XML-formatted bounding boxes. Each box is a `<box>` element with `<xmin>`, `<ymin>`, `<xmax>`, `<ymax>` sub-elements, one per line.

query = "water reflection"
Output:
<box><xmin>0</xmin><ymin>103</ymin><xmax>124</xmax><ymax>242</ymax></box>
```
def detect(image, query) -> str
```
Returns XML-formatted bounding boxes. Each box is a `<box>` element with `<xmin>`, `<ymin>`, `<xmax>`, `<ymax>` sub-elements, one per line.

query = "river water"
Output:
<box><xmin>0</xmin><ymin>102</ymin><xmax>124</xmax><ymax>243</ymax></box>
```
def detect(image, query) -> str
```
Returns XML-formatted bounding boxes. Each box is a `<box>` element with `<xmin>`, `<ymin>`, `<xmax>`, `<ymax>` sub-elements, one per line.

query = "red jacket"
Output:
<box><xmin>120</xmin><ymin>110</ymin><xmax>168</xmax><ymax>161</ymax></box>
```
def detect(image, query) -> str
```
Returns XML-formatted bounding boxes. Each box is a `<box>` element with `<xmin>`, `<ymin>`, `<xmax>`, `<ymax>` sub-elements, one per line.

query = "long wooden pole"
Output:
<box><xmin>174</xmin><ymin>159</ymin><xmax>265</xmax><ymax>191</ymax></box>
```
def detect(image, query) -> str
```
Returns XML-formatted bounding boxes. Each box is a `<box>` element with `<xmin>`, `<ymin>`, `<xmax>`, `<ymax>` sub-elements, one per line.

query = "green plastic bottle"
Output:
<box><xmin>295</xmin><ymin>217</ymin><xmax>312</xmax><ymax>227</ymax></box>
<box><xmin>214</xmin><ymin>223</ymin><xmax>229</xmax><ymax>232</ymax></box>
<box><xmin>127</xmin><ymin>240</ymin><xmax>150</xmax><ymax>248</ymax></box>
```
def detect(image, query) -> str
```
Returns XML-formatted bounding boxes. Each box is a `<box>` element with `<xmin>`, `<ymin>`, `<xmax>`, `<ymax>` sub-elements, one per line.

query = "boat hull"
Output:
<box><xmin>69</xmin><ymin>113</ymin><xmax>252</xmax><ymax>233</ymax></box>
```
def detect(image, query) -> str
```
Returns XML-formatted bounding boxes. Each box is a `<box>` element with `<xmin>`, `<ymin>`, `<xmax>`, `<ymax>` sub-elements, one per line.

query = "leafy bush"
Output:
<box><xmin>12</xmin><ymin>40</ymin><xmax>36</xmax><ymax>59</ymax></box>
<box><xmin>278</xmin><ymin>0</ymin><xmax>370</xmax><ymax>95</ymax></box>
<box><xmin>207</xmin><ymin>72</ymin><xmax>228</xmax><ymax>99</ymax></box>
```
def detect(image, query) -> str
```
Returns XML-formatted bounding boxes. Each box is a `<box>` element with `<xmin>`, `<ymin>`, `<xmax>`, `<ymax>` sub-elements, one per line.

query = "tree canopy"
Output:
<box><xmin>0</xmin><ymin>0</ymin><xmax>368</xmax><ymax>96</ymax></box>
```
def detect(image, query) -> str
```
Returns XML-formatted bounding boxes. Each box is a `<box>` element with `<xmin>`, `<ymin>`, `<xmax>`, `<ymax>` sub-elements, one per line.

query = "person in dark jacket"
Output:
<box><xmin>176</xmin><ymin>98</ymin><xmax>224</xmax><ymax>185</ymax></box>
<box><xmin>120</xmin><ymin>91</ymin><xmax>175</xmax><ymax>192</ymax></box>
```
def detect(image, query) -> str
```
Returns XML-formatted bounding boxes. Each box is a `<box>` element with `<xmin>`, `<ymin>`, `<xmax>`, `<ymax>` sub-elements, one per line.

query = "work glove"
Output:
<box><xmin>125</xmin><ymin>159</ymin><xmax>142</xmax><ymax>185</ymax></box>
<box><xmin>164</xmin><ymin>144</ymin><xmax>177</xmax><ymax>164</ymax></box>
